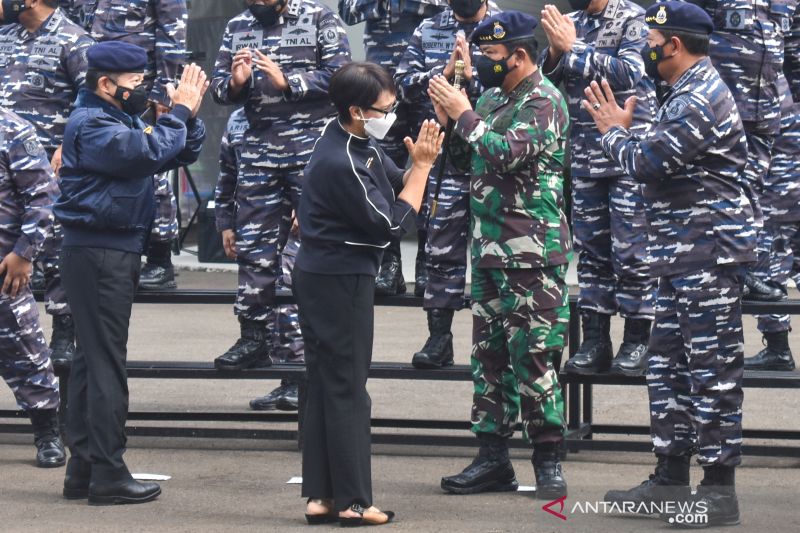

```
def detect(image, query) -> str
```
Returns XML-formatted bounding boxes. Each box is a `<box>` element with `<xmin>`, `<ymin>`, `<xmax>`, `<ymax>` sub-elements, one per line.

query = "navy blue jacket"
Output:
<box><xmin>296</xmin><ymin>119</ymin><xmax>416</xmax><ymax>276</ymax></box>
<box><xmin>55</xmin><ymin>89</ymin><xmax>205</xmax><ymax>253</ymax></box>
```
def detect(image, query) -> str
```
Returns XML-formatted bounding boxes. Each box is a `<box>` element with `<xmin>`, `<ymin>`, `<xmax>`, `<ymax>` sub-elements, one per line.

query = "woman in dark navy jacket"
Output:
<box><xmin>296</xmin><ymin>62</ymin><xmax>443</xmax><ymax>527</ymax></box>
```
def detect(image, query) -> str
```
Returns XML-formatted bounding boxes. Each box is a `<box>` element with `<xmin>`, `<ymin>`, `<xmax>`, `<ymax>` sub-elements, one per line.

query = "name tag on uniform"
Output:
<box><xmin>723</xmin><ymin>9</ymin><xmax>754</xmax><ymax>30</ymax></box>
<box><xmin>232</xmin><ymin>30</ymin><xmax>263</xmax><ymax>52</ymax></box>
<box><xmin>421</xmin><ymin>28</ymin><xmax>454</xmax><ymax>51</ymax></box>
<box><xmin>31</xmin><ymin>43</ymin><xmax>61</xmax><ymax>57</ymax></box>
<box><xmin>282</xmin><ymin>17</ymin><xmax>315</xmax><ymax>48</ymax></box>
<box><xmin>0</xmin><ymin>36</ymin><xmax>17</xmax><ymax>62</ymax></box>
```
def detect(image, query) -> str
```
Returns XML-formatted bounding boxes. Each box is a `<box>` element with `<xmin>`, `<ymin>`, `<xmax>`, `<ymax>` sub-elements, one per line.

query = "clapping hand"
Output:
<box><xmin>582</xmin><ymin>79</ymin><xmax>636</xmax><ymax>134</ymax></box>
<box><xmin>405</xmin><ymin>119</ymin><xmax>445</xmax><ymax>169</ymax></box>
<box><xmin>167</xmin><ymin>63</ymin><xmax>210</xmax><ymax>117</ymax></box>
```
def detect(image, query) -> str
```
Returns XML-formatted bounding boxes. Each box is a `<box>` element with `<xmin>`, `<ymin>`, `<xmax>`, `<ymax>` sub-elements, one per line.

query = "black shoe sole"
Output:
<box><xmin>305</xmin><ymin>513</ymin><xmax>339</xmax><ymax>525</ymax></box>
<box><xmin>339</xmin><ymin>511</ymin><xmax>395</xmax><ymax>527</ymax></box>
<box><xmin>742</xmin><ymin>294</ymin><xmax>788</xmax><ymax>302</ymax></box>
<box><xmin>249</xmin><ymin>402</ymin><xmax>279</xmax><ymax>411</ymax></box>
<box><xmin>63</xmin><ymin>487</ymin><xmax>89</xmax><ymax>500</ymax></box>
<box><xmin>88</xmin><ymin>487</ymin><xmax>161</xmax><ymax>506</ymax></box>
<box><xmin>536</xmin><ymin>487</ymin><xmax>567</xmax><ymax>500</ymax></box>
<box><xmin>744</xmin><ymin>363</ymin><xmax>796</xmax><ymax>372</ymax></box>
<box><xmin>137</xmin><ymin>281</ymin><xmax>177</xmax><ymax>291</ymax></box>
<box><xmin>275</xmin><ymin>400</ymin><xmax>299</xmax><ymax>411</ymax></box>
<box><xmin>214</xmin><ymin>360</ymin><xmax>272</xmax><ymax>371</ymax></box>
<box><xmin>563</xmin><ymin>364</ymin><xmax>611</xmax><ymax>376</ymax></box>
<box><xmin>37</xmin><ymin>458</ymin><xmax>67</xmax><ymax>468</ymax></box>
<box><xmin>411</xmin><ymin>357</ymin><xmax>455</xmax><ymax>370</ymax></box>
<box><xmin>441</xmin><ymin>478</ymin><xmax>519</xmax><ymax>495</ymax></box>
<box><xmin>608</xmin><ymin>365</ymin><xmax>646</xmax><ymax>377</ymax></box>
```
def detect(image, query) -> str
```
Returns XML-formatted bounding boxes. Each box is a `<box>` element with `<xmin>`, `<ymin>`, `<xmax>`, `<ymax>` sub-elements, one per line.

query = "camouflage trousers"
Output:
<box><xmin>150</xmin><ymin>171</ymin><xmax>179</xmax><ymax>244</ymax></box>
<box><xmin>756</xmin><ymin>222</ymin><xmax>800</xmax><ymax>334</ymax></box>
<box><xmin>744</xmin><ymin>131</ymin><xmax>774</xmax><ymax>232</ymax></box>
<box><xmin>234</xmin><ymin>166</ymin><xmax>303</xmax><ymax>363</ymax></box>
<box><xmin>470</xmin><ymin>265</ymin><xmax>569</xmax><ymax>444</ymax></box>
<box><xmin>0</xmin><ymin>288</ymin><xmax>59</xmax><ymax>411</ymax></box>
<box><xmin>572</xmin><ymin>174</ymin><xmax>655</xmax><ymax>320</ymax></box>
<box><xmin>41</xmin><ymin>221</ymin><xmax>70</xmax><ymax>316</ymax></box>
<box><xmin>647</xmin><ymin>265</ymin><xmax>745</xmax><ymax>467</ymax></box>
<box><xmin>423</xmin><ymin>172</ymin><xmax>470</xmax><ymax>309</ymax></box>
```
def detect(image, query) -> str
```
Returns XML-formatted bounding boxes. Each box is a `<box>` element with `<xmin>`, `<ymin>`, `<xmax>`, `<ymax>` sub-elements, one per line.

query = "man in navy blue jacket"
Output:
<box><xmin>53</xmin><ymin>41</ymin><xmax>207</xmax><ymax>506</ymax></box>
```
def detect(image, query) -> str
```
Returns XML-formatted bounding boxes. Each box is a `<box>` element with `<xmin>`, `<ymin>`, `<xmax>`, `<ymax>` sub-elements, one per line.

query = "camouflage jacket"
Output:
<box><xmin>0</xmin><ymin>9</ymin><xmax>93</xmax><ymax>157</ymax></box>
<box><xmin>395</xmin><ymin>2</ymin><xmax>501</xmax><ymax>139</ymax></box>
<box><xmin>211</xmin><ymin>0</ymin><xmax>351</xmax><ymax>169</ymax></box>
<box><xmin>0</xmin><ymin>109</ymin><xmax>58</xmax><ymax>262</ymax></box>
<box><xmin>541</xmin><ymin>0</ymin><xmax>657</xmax><ymax>178</ymax></box>
<box><xmin>338</xmin><ymin>0</ymin><xmax>446</xmax><ymax>73</ymax></box>
<box><xmin>450</xmin><ymin>70</ymin><xmax>573</xmax><ymax>270</ymax></box>
<box><xmin>689</xmin><ymin>0</ymin><xmax>795</xmax><ymax>135</ymax></box>
<box><xmin>60</xmin><ymin>0</ymin><xmax>187</xmax><ymax>106</ymax></box>
<box><xmin>601</xmin><ymin>57</ymin><xmax>756</xmax><ymax>277</ymax></box>
<box><xmin>214</xmin><ymin>107</ymin><xmax>248</xmax><ymax>233</ymax></box>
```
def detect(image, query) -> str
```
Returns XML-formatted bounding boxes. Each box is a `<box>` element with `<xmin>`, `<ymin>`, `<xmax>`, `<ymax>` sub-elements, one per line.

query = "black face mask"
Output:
<box><xmin>567</xmin><ymin>0</ymin><xmax>592</xmax><ymax>10</ymax></box>
<box><xmin>641</xmin><ymin>43</ymin><xmax>666</xmax><ymax>83</ymax></box>
<box><xmin>475</xmin><ymin>52</ymin><xmax>516</xmax><ymax>89</ymax></box>
<box><xmin>111</xmin><ymin>81</ymin><xmax>150</xmax><ymax>116</ymax></box>
<box><xmin>1</xmin><ymin>0</ymin><xmax>27</xmax><ymax>24</ymax></box>
<box><xmin>451</xmin><ymin>0</ymin><xmax>484</xmax><ymax>19</ymax></box>
<box><xmin>249</xmin><ymin>0</ymin><xmax>286</xmax><ymax>27</ymax></box>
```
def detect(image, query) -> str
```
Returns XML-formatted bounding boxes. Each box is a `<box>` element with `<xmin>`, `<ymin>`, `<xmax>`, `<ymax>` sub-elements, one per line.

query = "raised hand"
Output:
<box><xmin>167</xmin><ymin>63</ymin><xmax>209</xmax><ymax>117</ymax></box>
<box><xmin>582</xmin><ymin>79</ymin><xmax>636</xmax><ymax>134</ymax></box>
<box><xmin>405</xmin><ymin>119</ymin><xmax>445</xmax><ymax>169</ymax></box>
<box><xmin>252</xmin><ymin>49</ymin><xmax>289</xmax><ymax>92</ymax></box>
<box><xmin>230</xmin><ymin>48</ymin><xmax>253</xmax><ymax>91</ymax></box>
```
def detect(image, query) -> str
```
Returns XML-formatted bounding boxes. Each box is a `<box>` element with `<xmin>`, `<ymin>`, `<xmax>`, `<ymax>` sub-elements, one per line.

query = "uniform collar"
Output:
<box><xmin>668</xmin><ymin>57</ymin><xmax>711</xmax><ymax>97</ymax></box>
<box><xmin>76</xmin><ymin>88</ymin><xmax>136</xmax><ymax>126</ymax></box>
<box><xmin>334</xmin><ymin>119</ymin><xmax>371</xmax><ymax>146</ymax></box>
<box><xmin>440</xmin><ymin>1</ymin><xmax>500</xmax><ymax>31</ymax></box>
<box><xmin>507</xmin><ymin>69</ymin><xmax>543</xmax><ymax>100</ymax></box>
<box><xmin>246</xmin><ymin>0</ymin><xmax>301</xmax><ymax>29</ymax></box>
<box><xmin>579</xmin><ymin>0</ymin><xmax>622</xmax><ymax>23</ymax></box>
<box><xmin>20</xmin><ymin>8</ymin><xmax>63</xmax><ymax>40</ymax></box>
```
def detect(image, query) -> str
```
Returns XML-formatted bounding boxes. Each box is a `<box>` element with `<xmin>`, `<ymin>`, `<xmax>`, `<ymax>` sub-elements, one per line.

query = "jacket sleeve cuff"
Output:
<box><xmin>170</xmin><ymin>105</ymin><xmax>193</xmax><ymax>124</ymax></box>
<box><xmin>12</xmin><ymin>237</ymin><xmax>36</xmax><ymax>262</ymax></box>
<box><xmin>285</xmin><ymin>73</ymin><xmax>306</xmax><ymax>101</ymax></box>
<box><xmin>215</xmin><ymin>211</ymin><xmax>234</xmax><ymax>232</ymax></box>
<box><xmin>601</xmin><ymin>126</ymin><xmax>630</xmax><ymax>157</ymax></box>
<box><xmin>455</xmin><ymin>110</ymin><xmax>483</xmax><ymax>142</ymax></box>
<box><xmin>394</xmin><ymin>199</ymin><xmax>417</xmax><ymax>235</ymax></box>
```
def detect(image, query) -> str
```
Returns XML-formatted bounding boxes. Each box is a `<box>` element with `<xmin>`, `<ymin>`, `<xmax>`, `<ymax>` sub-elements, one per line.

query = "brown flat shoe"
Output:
<box><xmin>339</xmin><ymin>504</ymin><xmax>395</xmax><ymax>527</ymax></box>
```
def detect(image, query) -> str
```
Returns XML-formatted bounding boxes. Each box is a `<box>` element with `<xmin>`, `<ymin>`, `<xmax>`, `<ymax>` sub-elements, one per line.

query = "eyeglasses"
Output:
<box><xmin>367</xmin><ymin>101</ymin><xmax>399</xmax><ymax>117</ymax></box>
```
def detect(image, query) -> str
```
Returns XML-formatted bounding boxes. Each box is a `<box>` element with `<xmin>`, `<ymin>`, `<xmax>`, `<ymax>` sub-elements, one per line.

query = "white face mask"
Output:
<box><xmin>358</xmin><ymin>110</ymin><xmax>397</xmax><ymax>140</ymax></box>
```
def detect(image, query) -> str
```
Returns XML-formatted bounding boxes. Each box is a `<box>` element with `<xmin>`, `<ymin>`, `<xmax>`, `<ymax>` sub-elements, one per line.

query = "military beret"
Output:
<box><xmin>87</xmin><ymin>41</ymin><xmax>147</xmax><ymax>73</ymax></box>
<box><xmin>645</xmin><ymin>1</ymin><xmax>714</xmax><ymax>35</ymax></box>
<box><xmin>469</xmin><ymin>11</ymin><xmax>538</xmax><ymax>45</ymax></box>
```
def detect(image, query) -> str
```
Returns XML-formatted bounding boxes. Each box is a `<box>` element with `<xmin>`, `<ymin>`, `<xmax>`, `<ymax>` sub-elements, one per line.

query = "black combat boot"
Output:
<box><xmin>605</xmin><ymin>454</ymin><xmax>691</xmax><ymax>512</ymax></box>
<box><xmin>414</xmin><ymin>232</ymin><xmax>428</xmax><ymax>298</ymax></box>
<box><xmin>532</xmin><ymin>442</ymin><xmax>567</xmax><ymax>500</ymax></box>
<box><xmin>29</xmin><ymin>409</ymin><xmax>66</xmax><ymax>468</ymax></box>
<box><xmin>412</xmin><ymin>309</ymin><xmax>455</xmax><ymax>369</ymax></box>
<box><xmin>214</xmin><ymin>318</ymin><xmax>272</xmax><ymax>370</ymax></box>
<box><xmin>610</xmin><ymin>318</ymin><xmax>651</xmax><ymax>376</ymax></box>
<box><xmin>375</xmin><ymin>253</ymin><xmax>406</xmax><ymax>296</ymax></box>
<box><xmin>744</xmin><ymin>330</ymin><xmax>795</xmax><ymax>371</ymax></box>
<box><xmin>249</xmin><ymin>379</ymin><xmax>299</xmax><ymax>411</ymax></box>
<box><xmin>441</xmin><ymin>433</ymin><xmax>518</xmax><ymax>494</ymax></box>
<box><xmin>564</xmin><ymin>311</ymin><xmax>613</xmax><ymax>374</ymax></box>
<box><xmin>63</xmin><ymin>456</ymin><xmax>92</xmax><ymax>499</ymax></box>
<box><xmin>50</xmin><ymin>314</ymin><xmax>76</xmax><ymax>373</ymax></box>
<box><xmin>662</xmin><ymin>465</ymin><xmax>739</xmax><ymax>528</ymax></box>
<box><xmin>742</xmin><ymin>273</ymin><xmax>785</xmax><ymax>302</ymax></box>
<box><xmin>138</xmin><ymin>241</ymin><xmax>177</xmax><ymax>290</ymax></box>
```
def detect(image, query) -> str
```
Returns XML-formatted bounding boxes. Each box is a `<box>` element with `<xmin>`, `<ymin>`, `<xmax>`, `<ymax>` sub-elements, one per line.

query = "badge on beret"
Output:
<box><xmin>493</xmin><ymin>22</ymin><xmax>506</xmax><ymax>40</ymax></box>
<box><xmin>655</xmin><ymin>6</ymin><xmax>668</xmax><ymax>25</ymax></box>
<box><xmin>23</xmin><ymin>138</ymin><xmax>43</xmax><ymax>157</ymax></box>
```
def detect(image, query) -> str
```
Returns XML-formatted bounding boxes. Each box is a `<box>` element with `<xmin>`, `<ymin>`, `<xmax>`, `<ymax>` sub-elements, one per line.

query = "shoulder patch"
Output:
<box><xmin>23</xmin><ymin>137</ymin><xmax>44</xmax><ymax>157</ymax></box>
<box><xmin>626</xmin><ymin>20</ymin><xmax>645</xmax><ymax>40</ymax></box>
<box><xmin>321</xmin><ymin>27</ymin><xmax>338</xmax><ymax>45</ymax></box>
<box><xmin>665</xmin><ymin>95</ymin><xmax>690</xmax><ymax>119</ymax></box>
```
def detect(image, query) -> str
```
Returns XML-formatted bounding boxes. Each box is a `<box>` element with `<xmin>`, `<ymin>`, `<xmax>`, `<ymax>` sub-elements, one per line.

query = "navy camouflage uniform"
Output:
<box><xmin>215</xmin><ymin>109</ymin><xmax>303</xmax><ymax>362</ymax></box>
<box><xmin>211</xmin><ymin>0</ymin><xmax>350</xmax><ymax>354</ymax></box>
<box><xmin>61</xmin><ymin>0</ymin><xmax>188</xmax><ymax>246</ymax></box>
<box><xmin>394</xmin><ymin>1</ymin><xmax>501</xmax><ymax>310</ymax></box>
<box><xmin>602</xmin><ymin>57</ymin><xmax>756</xmax><ymax>466</ymax></box>
<box><xmin>0</xmin><ymin>109</ymin><xmax>60</xmax><ymax>413</ymax></box>
<box><xmin>541</xmin><ymin>0</ymin><xmax>657</xmax><ymax>321</ymax></box>
<box><xmin>0</xmin><ymin>8</ymin><xmax>93</xmax><ymax>319</ymax></box>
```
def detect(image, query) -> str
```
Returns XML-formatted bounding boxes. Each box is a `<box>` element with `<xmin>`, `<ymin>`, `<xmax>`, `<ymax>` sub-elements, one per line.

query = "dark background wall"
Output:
<box><xmin>183</xmin><ymin>0</ymin><xmax>648</xmax><ymax>212</ymax></box>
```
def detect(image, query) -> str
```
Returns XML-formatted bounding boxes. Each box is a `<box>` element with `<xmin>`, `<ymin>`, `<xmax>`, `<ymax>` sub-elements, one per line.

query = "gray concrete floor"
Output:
<box><xmin>1</xmin><ymin>269</ymin><xmax>798</xmax><ymax>532</ymax></box>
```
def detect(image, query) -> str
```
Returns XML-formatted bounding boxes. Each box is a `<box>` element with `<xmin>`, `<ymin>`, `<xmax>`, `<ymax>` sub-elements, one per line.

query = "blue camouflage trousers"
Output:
<box><xmin>647</xmin><ymin>265</ymin><xmax>745</xmax><ymax>467</ymax></box>
<box><xmin>424</xmin><ymin>171</ymin><xmax>470</xmax><ymax>310</ymax></box>
<box><xmin>572</xmin><ymin>174</ymin><xmax>655</xmax><ymax>320</ymax></box>
<box><xmin>756</xmin><ymin>222</ymin><xmax>800</xmax><ymax>334</ymax></box>
<box><xmin>234</xmin><ymin>166</ymin><xmax>303</xmax><ymax>363</ymax></box>
<box><xmin>41</xmin><ymin>222</ymin><xmax>70</xmax><ymax>317</ymax></box>
<box><xmin>150</xmin><ymin>171</ymin><xmax>179</xmax><ymax>244</ymax></box>
<box><xmin>0</xmin><ymin>289</ymin><xmax>59</xmax><ymax>411</ymax></box>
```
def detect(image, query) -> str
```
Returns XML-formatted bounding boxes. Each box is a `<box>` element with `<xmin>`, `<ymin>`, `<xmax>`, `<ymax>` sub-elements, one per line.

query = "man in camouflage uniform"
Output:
<box><xmin>395</xmin><ymin>0</ymin><xmax>500</xmax><ymax>369</ymax></box>
<box><xmin>746</xmin><ymin>3</ymin><xmax>800</xmax><ymax>371</ymax></box>
<box><xmin>429</xmin><ymin>11</ymin><xmax>571</xmax><ymax>500</ymax></box>
<box><xmin>0</xmin><ymin>106</ymin><xmax>65</xmax><ymax>468</ymax></box>
<box><xmin>540</xmin><ymin>0</ymin><xmax>657</xmax><ymax>377</ymax></box>
<box><xmin>0</xmin><ymin>0</ymin><xmax>94</xmax><ymax>371</ymax></box>
<box><xmin>210</xmin><ymin>0</ymin><xmax>350</xmax><ymax>408</ymax></box>
<box><xmin>60</xmin><ymin>0</ymin><xmax>187</xmax><ymax>290</ymax></box>
<box><xmin>588</xmin><ymin>3</ymin><xmax>755</xmax><ymax>527</ymax></box>
<box><xmin>339</xmin><ymin>0</ymin><xmax>447</xmax><ymax>296</ymax></box>
<box><xmin>214</xmin><ymin>107</ymin><xmax>304</xmax><ymax>411</ymax></box>
<box><xmin>683</xmin><ymin>0</ymin><xmax>788</xmax><ymax>303</ymax></box>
